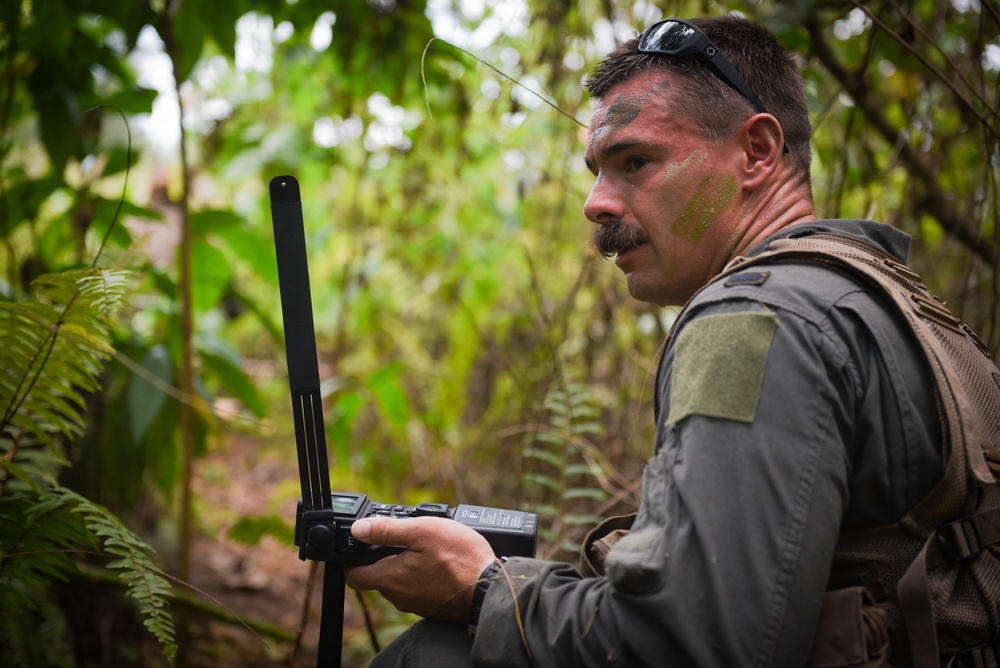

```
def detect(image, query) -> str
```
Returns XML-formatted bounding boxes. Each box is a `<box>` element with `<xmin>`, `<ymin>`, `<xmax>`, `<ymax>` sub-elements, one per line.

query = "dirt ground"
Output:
<box><xmin>178</xmin><ymin>434</ymin><xmax>399</xmax><ymax>668</ymax></box>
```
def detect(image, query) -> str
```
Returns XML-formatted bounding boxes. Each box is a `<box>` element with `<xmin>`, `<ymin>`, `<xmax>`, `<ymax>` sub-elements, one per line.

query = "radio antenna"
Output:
<box><xmin>269</xmin><ymin>175</ymin><xmax>344</xmax><ymax>667</ymax></box>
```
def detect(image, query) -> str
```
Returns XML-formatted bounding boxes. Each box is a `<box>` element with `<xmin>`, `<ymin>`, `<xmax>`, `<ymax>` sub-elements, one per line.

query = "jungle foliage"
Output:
<box><xmin>1</xmin><ymin>0</ymin><xmax>997</xmax><ymax>665</ymax></box>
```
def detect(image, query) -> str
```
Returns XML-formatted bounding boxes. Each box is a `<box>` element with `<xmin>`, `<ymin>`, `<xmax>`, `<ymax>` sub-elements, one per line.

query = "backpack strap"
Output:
<box><xmin>899</xmin><ymin>498</ymin><xmax>1000</xmax><ymax>668</ymax></box>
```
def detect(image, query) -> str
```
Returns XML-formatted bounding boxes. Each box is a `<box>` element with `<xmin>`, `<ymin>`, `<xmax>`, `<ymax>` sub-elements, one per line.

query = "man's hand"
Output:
<box><xmin>343</xmin><ymin>516</ymin><xmax>497</xmax><ymax>623</ymax></box>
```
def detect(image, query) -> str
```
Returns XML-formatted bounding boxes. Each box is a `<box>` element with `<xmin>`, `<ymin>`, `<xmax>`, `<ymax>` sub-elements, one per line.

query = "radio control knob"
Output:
<box><xmin>307</xmin><ymin>523</ymin><xmax>335</xmax><ymax>547</ymax></box>
<box><xmin>413</xmin><ymin>503</ymin><xmax>449</xmax><ymax>518</ymax></box>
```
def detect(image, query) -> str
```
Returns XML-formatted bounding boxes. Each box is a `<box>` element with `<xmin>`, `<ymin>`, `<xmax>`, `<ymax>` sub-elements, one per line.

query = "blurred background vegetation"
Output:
<box><xmin>1</xmin><ymin>0</ymin><xmax>997</xmax><ymax>665</ymax></box>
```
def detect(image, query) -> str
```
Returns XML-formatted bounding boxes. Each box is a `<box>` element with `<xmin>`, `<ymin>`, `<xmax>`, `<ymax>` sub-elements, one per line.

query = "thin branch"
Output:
<box><xmin>71</xmin><ymin>560</ymin><xmax>292</xmax><ymax>646</ymax></box>
<box><xmin>421</xmin><ymin>37</ymin><xmax>586</xmax><ymax>128</ymax></box>
<box><xmin>290</xmin><ymin>559</ymin><xmax>319</xmax><ymax>667</ymax></box>
<box><xmin>78</xmin><ymin>106</ymin><xmax>132</xmax><ymax>271</ymax></box>
<box><xmin>804</xmin><ymin>13</ymin><xmax>996</xmax><ymax>267</ymax></box>
<box><xmin>852</xmin><ymin>0</ymin><xmax>1000</xmax><ymax>137</ymax></box>
<box><xmin>0</xmin><ymin>320</ymin><xmax>61</xmax><ymax>434</ymax></box>
<box><xmin>110</xmin><ymin>349</ymin><xmax>265</xmax><ymax>427</ymax></box>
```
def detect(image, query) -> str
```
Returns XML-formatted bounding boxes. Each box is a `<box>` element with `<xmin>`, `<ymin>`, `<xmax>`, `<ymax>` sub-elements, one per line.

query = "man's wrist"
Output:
<box><xmin>468</xmin><ymin>559</ymin><xmax>505</xmax><ymax>637</ymax></box>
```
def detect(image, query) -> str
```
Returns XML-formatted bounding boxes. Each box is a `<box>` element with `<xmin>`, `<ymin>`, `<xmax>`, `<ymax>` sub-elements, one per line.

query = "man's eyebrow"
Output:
<box><xmin>585</xmin><ymin>140</ymin><xmax>644</xmax><ymax>172</ymax></box>
<box><xmin>600</xmin><ymin>141</ymin><xmax>643</xmax><ymax>159</ymax></box>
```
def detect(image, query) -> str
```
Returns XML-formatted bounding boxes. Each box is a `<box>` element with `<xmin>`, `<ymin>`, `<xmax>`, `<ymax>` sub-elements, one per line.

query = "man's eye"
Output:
<box><xmin>626</xmin><ymin>157</ymin><xmax>649</xmax><ymax>172</ymax></box>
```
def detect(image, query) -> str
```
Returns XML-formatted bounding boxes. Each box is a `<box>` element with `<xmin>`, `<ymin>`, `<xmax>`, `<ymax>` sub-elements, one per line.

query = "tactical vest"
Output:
<box><xmin>717</xmin><ymin>232</ymin><xmax>1000</xmax><ymax>668</ymax></box>
<box><xmin>582</xmin><ymin>231</ymin><xmax>1000</xmax><ymax>664</ymax></box>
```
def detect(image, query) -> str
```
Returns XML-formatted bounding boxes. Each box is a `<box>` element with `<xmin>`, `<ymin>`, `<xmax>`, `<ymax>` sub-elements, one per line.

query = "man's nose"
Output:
<box><xmin>584</xmin><ymin>177</ymin><xmax>625</xmax><ymax>224</ymax></box>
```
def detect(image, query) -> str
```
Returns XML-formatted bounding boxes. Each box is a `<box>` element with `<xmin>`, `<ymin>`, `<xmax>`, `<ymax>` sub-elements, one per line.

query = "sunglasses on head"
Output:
<box><xmin>637</xmin><ymin>19</ymin><xmax>769</xmax><ymax>115</ymax></box>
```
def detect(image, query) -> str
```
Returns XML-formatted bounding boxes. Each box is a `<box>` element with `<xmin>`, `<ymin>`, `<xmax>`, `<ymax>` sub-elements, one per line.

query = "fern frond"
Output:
<box><xmin>77</xmin><ymin>270</ymin><xmax>131</xmax><ymax>324</ymax></box>
<box><xmin>522</xmin><ymin>380</ymin><xmax>613</xmax><ymax>557</ymax></box>
<box><xmin>0</xmin><ymin>487</ymin><xmax>178</xmax><ymax>665</ymax></box>
<box><xmin>0</xmin><ymin>585</ymin><xmax>74</xmax><ymax>667</ymax></box>
<box><xmin>0</xmin><ymin>269</ymin><xmax>128</xmax><ymax>468</ymax></box>
<box><xmin>522</xmin><ymin>446</ymin><xmax>563</xmax><ymax>469</ymax></box>
<box><xmin>0</xmin><ymin>495</ymin><xmax>96</xmax><ymax>612</ymax></box>
<box><xmin>0</xmin><ymin>266</ymin><xmax>175</xmax><ymax>663</ymax></box>
<box><xmin>563</xmin><ymin>487</ymin><xmax>607</xmax><ymax>501</ymax></box>
<box><xmin>59</xmin><ymin>487</ymin><xmax>177</xmax><ymax>666</ymax></box>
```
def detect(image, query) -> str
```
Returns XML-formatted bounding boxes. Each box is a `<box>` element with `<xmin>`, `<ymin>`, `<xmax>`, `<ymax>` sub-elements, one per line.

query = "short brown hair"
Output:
<box><xmin>586</xmin><ymin>15</ymin><xmax>811</xmax><ymax>178</ymax></box>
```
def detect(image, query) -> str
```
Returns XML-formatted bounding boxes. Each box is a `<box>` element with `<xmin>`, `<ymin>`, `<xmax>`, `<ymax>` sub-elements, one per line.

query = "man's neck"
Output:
<box><xmin>731</xmin><ymin>173</ymin><xmax>816</xmax><ymax>259</ymax></box>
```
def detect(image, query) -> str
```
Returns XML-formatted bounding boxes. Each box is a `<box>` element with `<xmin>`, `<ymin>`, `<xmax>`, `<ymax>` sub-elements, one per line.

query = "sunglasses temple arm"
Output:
<box><xmin>704</xmin><ymin>53</ymin><xmax>768</xmax><ymax>115</ymax></box>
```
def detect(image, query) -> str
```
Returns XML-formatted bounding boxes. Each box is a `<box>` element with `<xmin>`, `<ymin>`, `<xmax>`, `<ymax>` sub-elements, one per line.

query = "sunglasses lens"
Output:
<box><xmin>640</xmin><ymin>20</ymin><xmax>696</xmax><ymax>53</ymax></box>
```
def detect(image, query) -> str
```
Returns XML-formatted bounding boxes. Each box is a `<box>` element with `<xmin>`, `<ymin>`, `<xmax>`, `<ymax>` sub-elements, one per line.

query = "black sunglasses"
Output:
<box><xmin>638</xmin><ymin>19</ymin><xmax>768</xmax><ymax>115</ymax></box>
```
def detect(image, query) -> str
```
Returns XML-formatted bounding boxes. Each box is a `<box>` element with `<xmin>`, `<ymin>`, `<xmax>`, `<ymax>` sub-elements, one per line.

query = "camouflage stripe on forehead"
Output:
<box><xmin>590</xmin><ymin>79</ymin><xmax>672</xmax><ymax>143</ymax></box>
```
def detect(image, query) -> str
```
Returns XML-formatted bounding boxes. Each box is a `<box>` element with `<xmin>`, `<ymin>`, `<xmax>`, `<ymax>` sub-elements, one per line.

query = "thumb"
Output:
<box><xmin>351</xmin><ymin>516</ymin><xmax>413</xmax><ymax>548</ymax></box>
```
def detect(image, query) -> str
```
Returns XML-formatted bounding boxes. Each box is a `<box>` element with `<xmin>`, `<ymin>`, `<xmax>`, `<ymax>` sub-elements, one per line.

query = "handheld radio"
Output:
<box><xmin>268</xmin><ymin>175</ymin><xmax>537</xmax><ymax>666</ymax></box>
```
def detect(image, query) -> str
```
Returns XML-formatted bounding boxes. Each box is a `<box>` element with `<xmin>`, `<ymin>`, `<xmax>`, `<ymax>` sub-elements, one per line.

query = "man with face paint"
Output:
<box><xmin>345</xmin><ymin>15</ymin><xmax>952</xmax><ymax>666</ymax></box>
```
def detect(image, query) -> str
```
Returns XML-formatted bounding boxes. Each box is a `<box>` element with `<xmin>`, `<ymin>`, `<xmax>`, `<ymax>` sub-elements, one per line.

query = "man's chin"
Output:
<box><xmin>624</xmin><ymin>273</ymin><xmax>679</xmax><ymax>308</ymax></box>
<box><xmin>624</xmin><ymin>273</ymin><xmax>655</xmax><ymax>304</ymax></box>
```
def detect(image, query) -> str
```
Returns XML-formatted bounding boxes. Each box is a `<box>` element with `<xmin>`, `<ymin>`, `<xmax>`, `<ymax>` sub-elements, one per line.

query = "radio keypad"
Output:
<box><xmin>366</xmin><ymin>503</ymin><xmax>418</xmax><ymax>519</ymax></box>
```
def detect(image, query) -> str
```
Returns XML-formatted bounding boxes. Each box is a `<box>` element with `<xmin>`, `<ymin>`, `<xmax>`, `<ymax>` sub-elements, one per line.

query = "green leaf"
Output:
<box><xmin>100</xmin><ymin>147</ymin><xmax>136</xmax><ymax>177</ymax></box>
<box><xmin>560</xmin><ymin>540</ymin><xmax>583</xmax><ymax>554</ymax></box>
<box><xmin>126</xmin><ymin>345</ymin><xmax>172</xmax><ymax>443</ymax></box>
<box><xmin>0</xmin><ymin>461</ymin><xmax>43</xmax><ymax>493</ymax></box>
<box><xmin>528</xmin><ymin>503</ymin><xmax>559</xmax><ymax>517</ymax></box>
<box><xmin>3</xmin><ymin>174</ymin><xmax>65</xmax><ymax>232</ymax></box>
<box><xmin>200</xmin><ymin>349</ymin><xmax>267</xmax><ymax>417</ymax></box>
<box><xmin>571</xmin><ymin>420</ymin><xmax>603</xmax><ymax>436</ymax></box>
<box><xmin>523</xmin><ymin>472</ymin><xmax>560</xmax><ymax>492</ymax></box>
<box><xmin>562</xmin><ymin>487</ymin><xmax>607</xmax><ymax>501</ymax></box>
<box><xmin>191</xmin><ymin>209</ymin><xmax>244</xmax><ymax>239</ymax></box>
<box><xmin>28</xmin><ymin>69</ymin><xmax>77</xmax><ymax>175</ymax></box>
<box><xmin>535</xmin><ymin>431</ymin><xmax>570</xmax><ymax>446</ymax></box>
<box><xmin>227</xmin><ymin>515</ymin><xmax>295</xmax><ymax>546</ymax></box>
<box><xmin>169</xmin><ymin>2</ymin><xmax>205</xmax><ymax>83</ymax></box>
<box><xmin>563</xmin><ymin>514</ymin><xmax>604</xmax><ymax>526</ymax></box>
<box><xmin>215</xmin><ymin>224</ymin><xmax>279</xmax><ymax>286</ymax></box>
<box><xmin>369</xmin><ymin>364</ymin><xmax>409</xmax><ymax>433</ymax></box>
<box><xmin>89</xmin><ymin>202</ymin><xmax>134</xmax><ymax>248</ymax></box>
<box><xmin>102</xmin><ymin>87</ymin><xmax>158</xmax><ymax>116</ymax></box>
<box><xmin>522</xmin><ymin>446</ymin><xmax>563</xmax><ymax>469</ymax></box>
<box><xmin>33</xmin><ymin>0</ymin><xmax>74</xmax><ymax>60</ymax></box>
<box><xmin>190</xmin><ymin>239</ymin><xmax>232</xmax><ymax>312</ymax></box>
<box><xmin>201</xmin><ymin>1</ymin><xmax>247</xmax><ymax>58</ymax></box>
<box><xmin>564</xmin><ymin>463</ymin><xmax>601</xmax><ymax>478</ymax></box>
<box><xmin>60</xmin><ymin>488</ymin><xmax>177</xmax><ymax>663</ymax></box>
<box><xmin>328</xmin><ymin>389</ymin><xmax>365</xmax><ymax>465</ymax></box>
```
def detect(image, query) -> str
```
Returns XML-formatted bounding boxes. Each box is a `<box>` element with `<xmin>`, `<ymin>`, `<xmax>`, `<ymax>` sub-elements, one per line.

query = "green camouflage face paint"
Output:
<box><xmin>588</xmin><ymin>80</ymin><xmax>671</xmax><ymax>148</ymax></box>
<box><xmin>670</xmin><ymin>173</ymin><xmax>737</xmax><ymax>242</ymax></box>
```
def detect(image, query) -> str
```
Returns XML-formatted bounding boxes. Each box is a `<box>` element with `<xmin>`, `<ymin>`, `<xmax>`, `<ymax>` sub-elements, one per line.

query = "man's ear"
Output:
<box><xmin>739</xmin><ymin>114</ymin><xmax>784</xmax><ymax>190</ymax></box>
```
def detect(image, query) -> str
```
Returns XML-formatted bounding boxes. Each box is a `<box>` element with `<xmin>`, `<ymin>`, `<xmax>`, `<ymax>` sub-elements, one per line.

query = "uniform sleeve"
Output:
<box><xmin>472</xmin><ymin>297</ymin><xmax>862</xmax><ymax>667</ymax></box>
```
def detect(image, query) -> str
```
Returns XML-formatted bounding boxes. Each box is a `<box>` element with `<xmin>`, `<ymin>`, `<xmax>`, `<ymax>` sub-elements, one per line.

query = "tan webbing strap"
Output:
<box><xmin>987</xmin><ymin>450</ymin><xmax>1000</xmax><ymax>480</ymax></box>
<box><xmin>898</xmin><ymin>505</ymin><xmax>1000</xmax><ymax>668</ymax></box>
<box><xmin>898</xmin><ymin>532</ymin><xmax>944</xmax><ymax>668</ymax></box>
<box><xmin>931</xmin><ymin>508</ymin><xmax>1000</xmax><ymax>566</ymax></box>
<box><xmin>580</xmin><ymin>514</ymin><xmax>636</xmax><ymax>578</ymax></box>
<box><xmin>718</xmin><ymin>233</ymin><xmax>1000</xmax><ymax>665</ymax></box>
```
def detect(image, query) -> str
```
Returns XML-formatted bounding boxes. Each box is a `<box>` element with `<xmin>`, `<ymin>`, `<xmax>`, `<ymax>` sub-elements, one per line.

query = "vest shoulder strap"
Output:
<box><xmin>720</xmin><ymin>232</ymin><xmax>1000</xmax><ymax>666</ymax></box>
<box><xmin>721</xmin><ymin>232</ymin><xmax>999</xmax><ymax>506</ymax></box>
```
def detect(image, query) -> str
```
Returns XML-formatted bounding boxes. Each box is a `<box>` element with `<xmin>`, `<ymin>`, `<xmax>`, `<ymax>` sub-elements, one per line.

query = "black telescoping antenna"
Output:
<box><xmin>269</xmin><ymin>175</ymin><xmax>344</xmax><ymax>667</ymax></box>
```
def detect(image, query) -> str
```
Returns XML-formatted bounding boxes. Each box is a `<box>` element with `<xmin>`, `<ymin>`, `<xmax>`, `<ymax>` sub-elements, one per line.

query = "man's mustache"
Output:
<box><xmin>591</xmin><ymin>220</ymin><xmax>649</xmax><ymax>259</ymax></box>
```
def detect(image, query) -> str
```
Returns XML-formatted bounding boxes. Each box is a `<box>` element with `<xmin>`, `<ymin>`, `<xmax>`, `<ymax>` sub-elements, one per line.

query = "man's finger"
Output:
<box><xmin>344</xmin><ymin>555</ymin><xmax>401</xmax><ymax>591</ymax></box>
<box><xmin>351</xmin><ymin>516</ymin><xmax>430</xmax><ymax>548</ymax></box>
